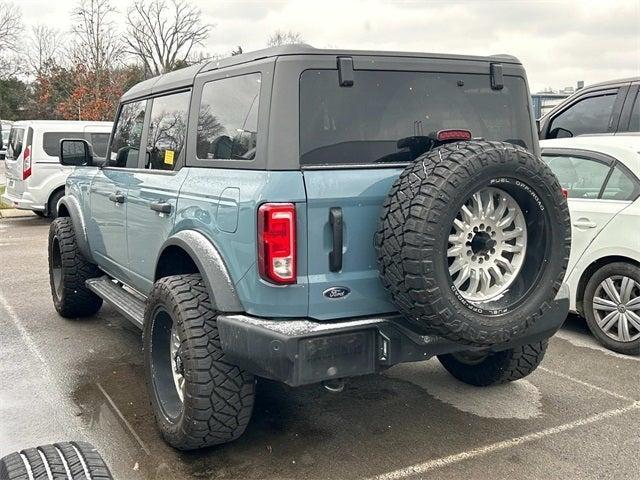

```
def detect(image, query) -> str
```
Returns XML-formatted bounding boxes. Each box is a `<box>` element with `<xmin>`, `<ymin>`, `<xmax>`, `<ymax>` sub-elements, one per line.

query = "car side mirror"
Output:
<box><xmin>59</xmin><ymin>138</ymin><xmax>94</xmax><ymax>166</ymax></box>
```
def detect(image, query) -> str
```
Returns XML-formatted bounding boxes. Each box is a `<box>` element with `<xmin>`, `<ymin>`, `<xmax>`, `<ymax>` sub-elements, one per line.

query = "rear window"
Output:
<box><xmin>299</xmin><ymin>70</ymin><xmax>533</xmax><ymax>166</ymax></box>
<box><xmin>43</xmin><ymin>132</ymin><xmax>84</xmax><ymax>158</ymax></box>
<box><xmin>7</xmin><ymin>127</ymin><xmax>25</xmax><ymax>159</ymax></box>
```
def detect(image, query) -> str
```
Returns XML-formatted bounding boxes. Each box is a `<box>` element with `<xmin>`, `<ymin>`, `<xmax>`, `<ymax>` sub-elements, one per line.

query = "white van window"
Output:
<box><xmin>43</xmin><ymin>132</ymin><xmax>84</xmax><ymax>158</ymax></box>
<box><xmin>90</xmin><ymin>133</ymin><xmax>110</xmax><ymax>157</ymax></box>
<box><xmin>7</xmin><ymin>127</ymin><xmax>25</xmax><ymax>159</ymax></box>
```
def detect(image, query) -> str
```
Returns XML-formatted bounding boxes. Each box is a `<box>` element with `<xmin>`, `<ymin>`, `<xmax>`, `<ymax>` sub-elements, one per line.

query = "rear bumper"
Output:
<box><xmin>1</xmin><ymin>189</ymin><xmax>45</xmax><ymax>211</ymax></box>
<box><xmin>218</xmin><ymin>284</ymin><xmax>569</xmax><ymax>387</ymax></box>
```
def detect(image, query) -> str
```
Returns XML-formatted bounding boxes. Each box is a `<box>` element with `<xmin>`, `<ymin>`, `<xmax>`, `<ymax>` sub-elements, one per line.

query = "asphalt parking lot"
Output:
<box><xmin>1</xmin><ymin>215</ymin><xmax>639</xmax><ymax>480</ymax></box>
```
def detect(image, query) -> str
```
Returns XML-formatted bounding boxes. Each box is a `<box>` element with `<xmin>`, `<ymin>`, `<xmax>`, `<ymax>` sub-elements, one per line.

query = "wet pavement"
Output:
<box><xmin>1</xmin><ymin>215</ymin><xmax>639</xmax><ymax>480</ymax></box>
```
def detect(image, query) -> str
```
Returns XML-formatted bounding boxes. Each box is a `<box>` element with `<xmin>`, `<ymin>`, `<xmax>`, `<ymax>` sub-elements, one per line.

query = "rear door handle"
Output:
<box><xmin>108</xmin><ymin>192</ymin><xmax>125</xmax><ymax>204</ymax></box>
<box><xmin>573</xmin><ymin>219</ymin><xmax>597</xmax><ymax>229</ymax></box>
<box><xmin>150</xmin><ymin>201</ymin><xmax>172</xmax><ymax>214</ymax></box>
<box><xmin>329</xmin><ymin>207</ymin><xmax>343</xmax><ymax>272</ymax></box>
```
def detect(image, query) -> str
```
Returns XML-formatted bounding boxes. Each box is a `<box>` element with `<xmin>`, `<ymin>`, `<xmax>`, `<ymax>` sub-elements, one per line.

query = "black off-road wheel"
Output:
<box><xmin>376</xmin><ymin>140</ymin><xmax>571</xmax><ymax>346</ymax></box>
<box><xmin>143</xmin><ymin>274</ymin><xmax>255</xmax><ymax>450</ymax></box>
<box><xmin>583</xmin><ymin>262</ymin><xmax>640</xmax><ymax>355</ymax></box>
<box><xmin>48</xmin><ymin>217</ymin><xmax>103</xmax><ymax>318</ymax></box>
<box><xmin>438</xmin><ymin>341</ymin><xmax>548</xmax><ymax>386</ymax></box>
<box><xmin>0</xmin><ymin>441</ymin><xmax>112</xmax><ymax>480</ymax></box>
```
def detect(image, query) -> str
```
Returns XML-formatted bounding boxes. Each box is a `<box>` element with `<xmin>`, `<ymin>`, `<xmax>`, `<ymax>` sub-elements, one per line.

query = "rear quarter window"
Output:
<box><xmin>43</xmin><ymin>132</ymin><xmax>84</xmax><ymax>158</ymax></box>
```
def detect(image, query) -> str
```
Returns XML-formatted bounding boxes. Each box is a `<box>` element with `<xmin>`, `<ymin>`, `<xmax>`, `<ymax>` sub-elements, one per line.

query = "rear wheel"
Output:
<box><xmin>34</xmin><ymin>210</ymin><xmax>47</xmax><ymax>218</ymax></box>
<box><xmin>143</xmin><ymin>274</ymin><xmax>255</xmax><ymax>450</ymax></box>
<box><xmin>0</xmin><ymin>441</ymin><xmax>112</xmax><ymax>480</ymax></box>
<box><xmin>438</xmin><ymin>341</ymin><xmax>548</xmax><ymax>386</ymax></box>
<box><xmin>48</xmin><ymin>217</ymin><xmax>103</xmax><ymax>318</ymax></box>
<box><xmin>48</xmin><ymin>189</ymin><xmax>65</xmax><ymax>219</ymax></box>
<box><xmin>583</xmin><ymin>262</ymin><xmax>640</xmax><ymax>355</ymax></box>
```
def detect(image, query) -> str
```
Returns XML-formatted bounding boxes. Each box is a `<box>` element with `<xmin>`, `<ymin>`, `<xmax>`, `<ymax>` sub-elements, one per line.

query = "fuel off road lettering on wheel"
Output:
<box><xmin>375</xmin><ymin>140</ymin><xmax>571</xmax><ymax>346</ymax></box>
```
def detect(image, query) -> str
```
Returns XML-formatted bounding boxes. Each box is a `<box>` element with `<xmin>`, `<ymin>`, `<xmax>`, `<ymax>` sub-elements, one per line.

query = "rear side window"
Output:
<box><xmin>109</xmin><ymin>100</ymin><xmax>146</xmax><ymax>168</ymax></box>
<box><xmin>628</xmin><ymin>93</ymin><xmax>639</xmax><ymax>132</ymax></box>
<box><xmin>543</xmin><ymin>154</ymin><xmax>611</xmax><ymax>199</ymax></box>
<box><xmin>7</xmin><ymin>127</ymin><xmax>25</xmax><ymax>159</ymax></box>
<box><xmin>145</xmin><ymin>91</ymin><xmax>190</xmax><ymax>171</ymax></box>
<box><xmin>43</xmin><ymin>132</ymin><xmax>84</xmax><ymax>158</ymax></box>
<box><xmin>299</xmin><ymin>70</ymin><xmax>533</xmax><ymax>166</ymax></box>
<box><xmin>601</xmin><ymin>166</ymin><xmax>640</xmax><ymax>201</ymax></box>
<box><xmin>547</xmin><ymin>93</ymin><xmax>617</xmax><ymax>139</ymax></box>
<box><xmin>196</xmin><ymin>73</ymin><xmax>261</xmax><ymax>160</ymax></box>
<box><xmin>90</xmin><ymin>133</ymin><xmax>110</xmax><ymax>158</ymax></box>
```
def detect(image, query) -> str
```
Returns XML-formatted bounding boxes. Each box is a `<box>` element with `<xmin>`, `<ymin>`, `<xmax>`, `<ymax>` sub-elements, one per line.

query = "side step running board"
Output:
<box><xmin>86</xmin><ymin>276</ymin><xmax>145</xmax><ymax>328</ymax></box>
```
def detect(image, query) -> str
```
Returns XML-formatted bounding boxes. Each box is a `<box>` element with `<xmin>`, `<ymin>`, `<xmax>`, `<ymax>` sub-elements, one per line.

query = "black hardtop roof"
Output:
<box><xmin>121</xmin><ymin>44</ymin><xmax>521</xmax><ymax>102</ymax></box>
<box><xmin>581</xmin><ymin>76</ymin><xmax>640</xmax><ymax>90</ymax></box>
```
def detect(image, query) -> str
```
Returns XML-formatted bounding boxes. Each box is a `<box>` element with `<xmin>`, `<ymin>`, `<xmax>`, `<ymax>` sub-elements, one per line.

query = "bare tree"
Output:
<box><xmin>0</xmin><ymin>1</ymin><xmax>20</xmax><ymax>54</ymax></box>
<box><xmin>126</xmin><ymin>0</ymin><xmax>211</xmax><ymax>77</ymax></box>
<box><xmin>29</xmin><ymin>25</ymin><xmax>66</xmax><ymax>76</ymax></box>
<box><xmin>267</xmin><ymin>30</ymin><xmax>304</xmax><ymax>47</ymax></box>
<box><xmin>70</xmin><ymin>0</ymin><xmax>124</xmax><ymax>74</ymax></box>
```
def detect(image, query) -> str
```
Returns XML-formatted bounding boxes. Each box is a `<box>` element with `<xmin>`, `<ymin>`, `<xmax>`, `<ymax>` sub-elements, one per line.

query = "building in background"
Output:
<box><xmin>532</xmin><ymin>81</ymin><xmax>584</xmax><ymax>119</ymax></box>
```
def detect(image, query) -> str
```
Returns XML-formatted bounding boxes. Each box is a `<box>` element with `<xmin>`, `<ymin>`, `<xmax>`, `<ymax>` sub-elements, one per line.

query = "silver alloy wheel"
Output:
<box><xmin>170</xmin><ymin>324</ymin><xmax>185</xmax><ymax>402</ymax></box>
<box><xmin>592</xmin><ymin>276</ymin><xmax>640</xmax><ymax>343</ymax></box>
<box><xmin>448</xmin><ymin>187</ymin><xmax>527</xmax><ymax>303</ymax></box>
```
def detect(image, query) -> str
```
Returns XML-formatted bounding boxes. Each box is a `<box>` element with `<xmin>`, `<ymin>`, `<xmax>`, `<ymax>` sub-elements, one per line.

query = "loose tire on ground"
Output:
<box><xmin>0</xmin><ymin>441</ymin><xmax>112</xmax><ymax>480</ymax></box>
<box><xmin>48</xmin><ymin>217</ymin><xmax>103</xmax><ymax>318</ymax></box>
<box><xmin>143</xmin><ymin>273</ymin><xmax>256</xmax><ymax>450</ymax></box>
<box><xmin>583</xmin><ymin>262</ymin><xmax>640</xmax><ymax>355</ymax></box>
<box><xmin>438</xmin><ymin>341</ymin><xmax>548</xmax><ymax>386</ymax></box>
<box><xmin>375</xmin><ymin>140</ymin><xmax>571</xmax><ymax>346</ymax></box>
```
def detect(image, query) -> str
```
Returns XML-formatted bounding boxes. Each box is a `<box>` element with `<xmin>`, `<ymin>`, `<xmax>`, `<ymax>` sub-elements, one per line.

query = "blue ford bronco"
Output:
<box><xmin>49</xmin><ymin>45</ymin><xmax>571</xmax><ymax>450</ymax></box>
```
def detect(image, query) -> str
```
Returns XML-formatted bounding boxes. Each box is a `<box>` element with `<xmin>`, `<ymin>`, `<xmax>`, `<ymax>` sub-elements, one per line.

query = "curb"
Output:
<box><xmin>0</xmin><ymin>209</ymin><xmax>36</xmax><ymax>219</ymax></box>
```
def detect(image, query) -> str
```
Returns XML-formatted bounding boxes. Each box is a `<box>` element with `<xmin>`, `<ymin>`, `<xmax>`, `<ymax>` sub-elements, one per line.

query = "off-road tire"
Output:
<box><xmin>438</xmin><ymin>341</ymin><xmax>548</xmax><ymax>386</ymax></box>
<box><xmin>143</xmin><ymin>274</ymin><xmax>255</xmax><ymax>450</ymax></box>
<box><xmin>0</xmin><ymin>441</ymin><xmax>112</xmax><ymax>480</ymax></box>
<box><xmin>583</xmin><ymin>262</ymin><xmax>640</xmax><ymax>355</ymax></box>
<box><xmin>375</xmin><ymin>140</ymin><xmax>571</xmax><ymax>346</ymax></box>
<box><xmin>48</xmin><ymin>189</ymin><xmax>65</xmax><ymax>219</ymax></box>
<box><xmin>48</xmin><ymin>217</ymin><xmax>103</xmax><ymax>318</ymax></box>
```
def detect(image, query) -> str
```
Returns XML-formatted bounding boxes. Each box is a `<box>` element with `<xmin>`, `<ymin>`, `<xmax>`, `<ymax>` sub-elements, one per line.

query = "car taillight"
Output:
<box><xmin>436</xmin><ymin>129</ymin><xmax>472</xmax><ymax>142</ymax></box>
<box><xmin>22</xmin><ymin>145</ymin><xmax>32</xmax><ymax>180</ymax></box>
<box><xmin>561</xmin><ymin>188</ymin><xmax>569</xmax><ymax>199</ymax></box>
<box><xmin>258</xmin><ymin>203</ymin><xmax>296</xmax><ymax>284</ymax></box>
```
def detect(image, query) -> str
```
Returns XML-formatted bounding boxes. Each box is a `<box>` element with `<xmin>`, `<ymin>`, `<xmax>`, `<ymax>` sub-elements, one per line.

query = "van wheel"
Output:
<box><xmin>375</xmin><ymin>140</ymin><xmax>571</xmax><ymax>346</ymax></box>
<box><xmin>438</xmin><ymin>341</ymin><xmax>548</xmax><ymax>386</ymax></box>
<box><xmin>34</xmin><ymin>210</ymin><xmax>47</xmax><ymax>218</ymax></box>
<box><xmin>48</xmin><ymin>189</ymin><xmax>65</xmax><ymax>219</ymax></box>
<box><xmin>143</xmin><ymin>274</ymin><xmax>255</xmax><ymax>450</ymax></box>
<box><xmin>0</xmin><ymin>441</ymin><xmax>112</xmax><ymax>480</ymax></box>
<box><xmin>583</xmin><ymin>262</ymin><xmax>640</xmax><ymax>355</ymax></box>
<box><xmin>48</xmin><ymin>217</ymin><xmax>103</xmax><ymax>318</ymax></box>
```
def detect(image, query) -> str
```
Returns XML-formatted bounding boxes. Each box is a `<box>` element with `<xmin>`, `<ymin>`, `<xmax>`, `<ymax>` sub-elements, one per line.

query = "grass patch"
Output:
<box><xmin>0</xmin><ymin>185</ymin><xmax>11</xmax><ymax>209</ymax></box>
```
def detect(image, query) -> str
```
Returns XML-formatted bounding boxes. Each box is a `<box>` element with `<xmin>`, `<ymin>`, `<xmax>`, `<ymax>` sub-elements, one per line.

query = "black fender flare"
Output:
<box><xmin>156</xmin><ymin>230</ymin><xmax>244</xmax><ymax>312</ymax></box>
<box><xmin>57</xmin><ymin>196</ymin><xmax>95</xmax><ymax>263</ymax></box>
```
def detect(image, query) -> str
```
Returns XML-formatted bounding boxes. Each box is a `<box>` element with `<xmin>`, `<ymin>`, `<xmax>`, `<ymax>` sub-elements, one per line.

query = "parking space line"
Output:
<box><xmin>539</xmin><ymin>366</ymin><xmax>634</xmax><ymax>401</ymax></box>
<box><xmin>96</xmin><ymin>382</ymin><xmax>151</xmax><ymax>456</ymax></box>
<box><xmin>369</xmin><ymin>401</ymin><xmax>640</xmax><ymax>480</ymax></box>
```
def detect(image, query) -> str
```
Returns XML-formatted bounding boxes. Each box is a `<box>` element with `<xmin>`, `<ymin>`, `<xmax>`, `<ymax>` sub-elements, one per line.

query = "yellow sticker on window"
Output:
<box><xmin>164</xmin><ymin>150</ymin><xmax>175</xmax><ymax>165</ymax></box>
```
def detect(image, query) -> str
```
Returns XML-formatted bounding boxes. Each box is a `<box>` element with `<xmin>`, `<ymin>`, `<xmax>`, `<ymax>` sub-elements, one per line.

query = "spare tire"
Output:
<box><xmin>375</xmin><ymin>140</ymin><xmax>570</xmax><ymax>346</ymax></box>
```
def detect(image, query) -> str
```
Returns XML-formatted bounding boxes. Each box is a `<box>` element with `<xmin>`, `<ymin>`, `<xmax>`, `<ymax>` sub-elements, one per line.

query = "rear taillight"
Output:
<box><xmin>561</xmin><ymin>188</ymin><xmax>569</xmax><ymax>199</ymax></box>
<box><xmin>436</xmin><ymin>129</ymin><xmax>472</xmax><ymax>142</ymax></box>
<box><xmin>22</xmin><ymin>145</ymin><xmax>32</xmax><ymax>180</ymax></box>
<box><xmin>258</xmin><ymin>203</ymin><xmax>296</xmax><ymax>284</ymax></box>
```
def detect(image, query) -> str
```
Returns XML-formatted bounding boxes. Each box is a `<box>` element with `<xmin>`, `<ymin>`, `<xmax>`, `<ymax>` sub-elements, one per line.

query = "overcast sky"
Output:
<box><xmin>17</xmin><ymin>0</ymin><xmax>640</xmax><ymax>92</ymax></box>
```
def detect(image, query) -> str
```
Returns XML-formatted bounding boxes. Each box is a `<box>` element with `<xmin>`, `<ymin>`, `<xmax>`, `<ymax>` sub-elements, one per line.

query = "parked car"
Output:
<box><xmin>1</xmin><ymin>120</ymin><xmax>112</xmax><ymax>217</ymax></box>
<box><xmin>1</xmin><ymin>120</ymin><xmax>13</xmax><ymax>160</ymax></box>
<box><xmin>538</xmin><ymin>77</ymin><xmax>639</xmax><ymax>139</ymax></box>
<box><xmin>48</xmin><ymin>45</ymin><xmax>571</xmax><ymax>451</ymax></box>
<box><xmin>541</xmin><ymin>135</ymin><xmax>640</xmax><ymax>354</ymax></box>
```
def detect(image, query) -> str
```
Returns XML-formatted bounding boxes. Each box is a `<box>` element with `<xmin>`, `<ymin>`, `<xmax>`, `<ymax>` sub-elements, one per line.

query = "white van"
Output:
<box><xmin>2</xmin><ymin>120</ymin><xmax>112</xmax><ymax>217</ymax></box>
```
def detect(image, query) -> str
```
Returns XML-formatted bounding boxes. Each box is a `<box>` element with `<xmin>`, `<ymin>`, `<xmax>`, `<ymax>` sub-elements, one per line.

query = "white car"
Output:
<box><xmin>541</xmin><ymin>136</ymin><xmax>640</xmax><ymax>354</ymax></box>
<box><xmin>2</xmin><ymin>120</ymin><xmax>112</xmax><ymax>217</ymax></box>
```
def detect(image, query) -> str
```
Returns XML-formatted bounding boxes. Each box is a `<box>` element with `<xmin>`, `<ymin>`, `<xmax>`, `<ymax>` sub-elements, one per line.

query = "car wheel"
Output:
<box><xmin>583</xmin><ymin>262</ymin><xmax>640</xmax><ymax>355</ymax></box>
<box><xmin>48</xmin><ymin>189</ymin><xmax>65</xmax><ymax>219</ymax></box>
<box><xmin>375</xmin><ymin>140</ymin><xmax>571</xmax><ymax>346</ymax></box>
<box><xmin>34</xmin><ymin>210</ymin><xmax>47</xmax><ymax>218</ymax></box>
<box><xmin>143</xmin><ymin>273</ymin><xmax>255</xmax><ymax>450</ymax></box>
<box><xmin>0</xmin><ymin>441</ymin><xmax>112</xmax><ymax>480</ymax></box>
<box><xmin>48</xmin><ymin>217</ymin><xmax>103</xmax><ymax>318</ymax></box>
<box><xmin>438</xmin><ymin>341</ymin><xmax>548</xmax><ymax>386</ymax></box>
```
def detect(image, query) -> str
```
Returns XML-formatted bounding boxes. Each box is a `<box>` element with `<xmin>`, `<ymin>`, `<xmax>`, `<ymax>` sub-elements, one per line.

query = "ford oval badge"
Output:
<box><xmin>323</xmin><ymin>286</ymin><xmax>351</xmax><ymax>299</ymax></box>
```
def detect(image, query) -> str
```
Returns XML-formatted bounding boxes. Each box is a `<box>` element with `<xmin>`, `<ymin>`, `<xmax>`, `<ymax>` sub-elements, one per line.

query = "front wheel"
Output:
<box><xmin>583</xmin><ymin>262</ymin><xmax>640</xmax><ymax>355</ymax></box>
<box><xmin>438</xmin><ymin>341</ymin><xmax>548</xmax><ymax>386</ymax></box>
<box><xmin>143</xmin><ymin>274</ymin><xmax>255</xmax><ymax>450</ymax></box>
